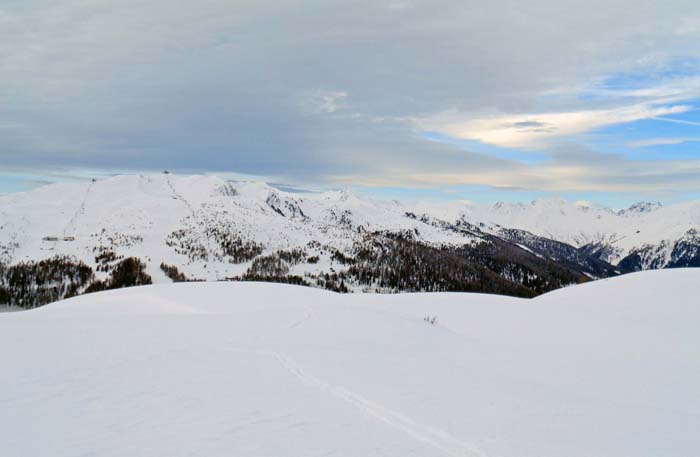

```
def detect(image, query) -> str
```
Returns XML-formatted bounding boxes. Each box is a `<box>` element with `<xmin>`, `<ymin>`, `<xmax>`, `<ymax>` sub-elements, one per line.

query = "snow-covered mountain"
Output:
<box><xmin>1</xmin><ymin>269</ymin><xmax>699</xmax><ymax>457</ymax></box>
<box><xmin>1</xmin><ymin>173</ymin><xmax>698</xmax><ymax>307</ymax></box>
<box><xmin>429</xmin><ymin>197</ymin><xmax>700</xmax><ymax>266</ymax></box>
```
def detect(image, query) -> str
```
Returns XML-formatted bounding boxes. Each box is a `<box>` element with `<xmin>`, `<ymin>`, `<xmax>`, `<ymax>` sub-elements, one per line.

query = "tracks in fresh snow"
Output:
<box><xmin>272</xmin><ymin>352</ymin><xmax>489</xmax><ymax>457</ymax></box>
<box><xmin>61</xmin><ymin>180</ymin><xmax>95</xmax><ymax>240</ymax></box>
<box><xmin>166</xmin><ymin>176</ymin><xmax>194</xmax><ymax>214</ymax></box>
<box><xmin>288</xmin><ymin>304</ymin><xmax>314</xmax><ymax>329</ymax></box>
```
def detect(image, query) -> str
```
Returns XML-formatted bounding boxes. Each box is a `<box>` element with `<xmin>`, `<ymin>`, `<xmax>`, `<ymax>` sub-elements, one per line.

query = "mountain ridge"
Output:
<box><xmin>1</xmin><ymin>173</ymin><xmax>698</xmax><ymax>307</ymax></box>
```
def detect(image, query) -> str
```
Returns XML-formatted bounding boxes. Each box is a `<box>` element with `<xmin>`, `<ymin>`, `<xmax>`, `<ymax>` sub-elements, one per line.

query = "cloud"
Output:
<box><xmin>627</xmin><ymin>137</ymin><xmax>700</xmax><ymax>147</ymax></box>
<box><xmin>330</xmin><ymin>142</ymin><xmax>700</xmax><ymax>194</ymax></box>
<box><xmin>1</xmin><ymin>0</ymin><xmax>700</xmax><ymax>198</ymax></box>
<box><xmin>300</xmin><ymin>90</ymin><xmax>349</xmax><ymax>115</ymax></box>
<box><xmin>417</xmin><ymin>103</ymin><xmax>692</xmax><ymax>148</ymax></box>
<box><xmin>586</xmin><ymin>75</ymin><xmax>700</xmax><ymax>100</ymax></box>
<box><xmin>508</xmin><ymin>121</ymin><xmax>552</xmax><ymax>129</ymax></box>
<box><xmin>653</xmin><ymin>116</ymin><xmax>700</xmax><ymax>127</ymax></box>
<box><xmin>337</xmin><ymin>157</ymin><xmax>700</xmax><ymax>193</ymax></box>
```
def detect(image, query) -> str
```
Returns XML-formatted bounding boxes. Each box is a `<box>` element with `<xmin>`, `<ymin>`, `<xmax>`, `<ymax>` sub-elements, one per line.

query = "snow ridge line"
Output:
<box><xmin>272</xmin><ymin>352</ymin><xmax>490</xmax><ymax>457</ymax></box>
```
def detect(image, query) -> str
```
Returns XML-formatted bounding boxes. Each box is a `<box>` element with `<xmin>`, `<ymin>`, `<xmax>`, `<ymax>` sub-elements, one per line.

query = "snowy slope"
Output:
<box><xmin>423</xmin><ymin>197</ymin><xmax>700</xmax><ymax>265</ymax></box>
<box><xmin>0</xmin><ymin>269</ymin><xmax>698</xmax><ymax>457</ymax></box>
<box><xmin>0</xmin><ymin>174</ymin><xmax>481</xmax><ymax>284</ymax></box>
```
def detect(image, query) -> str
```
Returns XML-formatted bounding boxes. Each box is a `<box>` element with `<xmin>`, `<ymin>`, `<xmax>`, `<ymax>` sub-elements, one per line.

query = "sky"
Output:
<box><xmin>1</xmin><ymin>0</ymin><xmax>700</xmax><ymax>207</ymax></box>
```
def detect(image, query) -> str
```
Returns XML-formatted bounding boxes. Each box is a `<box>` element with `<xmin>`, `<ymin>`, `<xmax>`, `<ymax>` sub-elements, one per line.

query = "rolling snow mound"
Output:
<box><xmin>1</xmin><ymin>269</ymin><xmax>699</xmax><ymax>456</ymax></box>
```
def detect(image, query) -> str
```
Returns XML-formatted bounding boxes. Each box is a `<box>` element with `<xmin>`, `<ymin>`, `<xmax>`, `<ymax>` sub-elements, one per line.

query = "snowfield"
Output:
<box><xmin>1</xmin><ymin>269</ymin><xmax>699</xmax><ymax>456</ymax></box>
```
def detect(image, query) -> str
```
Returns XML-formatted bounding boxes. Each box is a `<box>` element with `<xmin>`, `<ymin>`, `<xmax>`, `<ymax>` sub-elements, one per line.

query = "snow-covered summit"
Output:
<box><xmin>618</xmin><ymin>201</ymin><xmax>663</xmax><ymax>215</ymax></box>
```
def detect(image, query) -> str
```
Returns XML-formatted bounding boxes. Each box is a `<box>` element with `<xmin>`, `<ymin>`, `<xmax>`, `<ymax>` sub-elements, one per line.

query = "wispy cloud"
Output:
<box><xmin>627</xmin><ymin>137</ymin><xmax>700</xmax><ymax>147</ymax></box>
<box><xmin>332</xmin><ymin>153</ymin><xmax>700</xmax><ymax>194</ymax></box>
<box><xmin>586</xmin><ymin>75</ymin><xmax>700</xmax><ymax>100</ymax></box>
<box><xmin>653</xmin><ymin>116</ymin><xmax>700</xmax><ymax>127</ymax></box>
<box><xmin>418</xmin><ymin>103</ymin><xmax>692</xmax><ymax>148</ymax></box>
<box><xmin>300</xmin><ymin>89</ymin><xmax>349</xmax><ymax>115</ymax></box>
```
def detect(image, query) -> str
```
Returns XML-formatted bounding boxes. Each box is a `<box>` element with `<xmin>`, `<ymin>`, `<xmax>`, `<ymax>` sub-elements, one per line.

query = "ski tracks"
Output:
<box><xmin>63</xmin><ymin>180</ymin><xmax>95</xmax><ymax>238</ymax></box>
<box><xmin>288</xmin><ymin>303</ymin><xmax>314</xmax><ymax>329</ymax></box>
<box><xmin>166</xmin><ymin>176</ymin><xmax>194</xmax><ymax>214</ymax></box>
<box><xmin>272</xmin><ymin>352</ymin><xmax>490</xmax><ymax>457</ymax></box>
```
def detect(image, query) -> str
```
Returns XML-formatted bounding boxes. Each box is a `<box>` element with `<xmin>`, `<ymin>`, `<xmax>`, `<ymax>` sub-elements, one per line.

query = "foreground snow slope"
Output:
<box><xmin>1</xmin><ymin>270</ymin><xmax>698</xmax><ymax>457</ymax></box>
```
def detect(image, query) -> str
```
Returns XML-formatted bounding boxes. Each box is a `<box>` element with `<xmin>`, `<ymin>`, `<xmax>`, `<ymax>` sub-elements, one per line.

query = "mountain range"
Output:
<box><xmin>1</xmin><ymin>173</ymin><xmax>699</xmax><ymax>307</ymax></box>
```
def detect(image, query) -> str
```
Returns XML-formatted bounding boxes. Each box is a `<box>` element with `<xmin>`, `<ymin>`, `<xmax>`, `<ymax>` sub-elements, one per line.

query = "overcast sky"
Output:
<box><xmin>2</xmin><ymin>0</ymin><xmax>700</xmax><ymax>206</ymax></box>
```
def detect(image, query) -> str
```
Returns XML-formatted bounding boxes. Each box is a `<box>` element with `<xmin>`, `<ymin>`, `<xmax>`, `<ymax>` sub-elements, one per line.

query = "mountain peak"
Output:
<box><xmin>618</xmin><ymin>201</ymin><xmax>662</xmax><ymax>215</ymax></box>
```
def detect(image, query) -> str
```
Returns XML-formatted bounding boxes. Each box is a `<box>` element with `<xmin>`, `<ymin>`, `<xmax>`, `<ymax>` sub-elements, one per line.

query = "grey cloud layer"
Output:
<box><xmin>1</xmin><ymin>0</ymin><xmax>700</xmax><ymax>193</ymax></box>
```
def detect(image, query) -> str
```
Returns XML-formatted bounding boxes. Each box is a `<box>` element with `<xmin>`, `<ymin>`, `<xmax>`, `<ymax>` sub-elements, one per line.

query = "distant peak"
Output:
<box><xmin>339</xmin><ymin>187</ymin><xmax>358</xmax><ymax>200</ymax></box>
<box><xmin>323</xmin><ymin>187</ymin><xmax>361</xmax><ymax>203</ymax></box>
<box><xmin>618</xmin><ymin>201</ymin><xmax>662</xmax><ymax>215</ymax></box>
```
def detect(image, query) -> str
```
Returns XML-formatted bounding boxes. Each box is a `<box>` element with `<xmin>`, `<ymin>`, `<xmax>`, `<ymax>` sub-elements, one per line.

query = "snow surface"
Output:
<box><xmin>1</xmin><ymin>269</ymin><xmax>698</xmax><ymax>456</ymax></box>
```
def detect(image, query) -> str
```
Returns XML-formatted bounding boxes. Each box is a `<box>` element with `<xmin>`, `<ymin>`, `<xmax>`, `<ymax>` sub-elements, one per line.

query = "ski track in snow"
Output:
<box><xmin>166</xmin><ymin>175</ymin><xmax>194</xmax><ymax>214</ymax></box>
<box><xmin>288</xmin><ymin>303</ymin><xmax>315</xmax><ymax>329</ymax></box>
<box><xmin>63</xmin><ymin>180</ymin><xmax>95</xmax><ymax>238</ymax></box>
<box><xmin>271</xmin><ymin>351</ymin><xmax>490</xmax><ymax>457</ymax></box>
